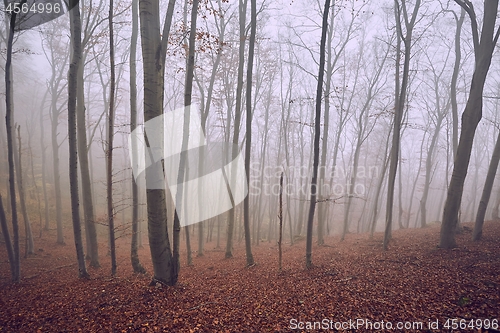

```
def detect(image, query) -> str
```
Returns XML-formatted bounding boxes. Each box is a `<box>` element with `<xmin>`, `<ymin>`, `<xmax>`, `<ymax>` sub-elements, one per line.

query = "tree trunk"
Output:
<box><xmin>451</xmin><ymin>8</ymin><xmax>465</xmax><ymax>159</ymax></box>
<box><xmin>406</xmin><ymin>132</ymin><xmax>426</xmax><ymax>228</ymax></box>
<box><xmin>278</xmin><ymin>173</ymin><xmax>283</xmax><ymax>271</ymax></box>
<box><xmin>77</xmin><ymin>59</ymin><xmax>99</xmax><ymax>268</ymax></box>
<box><xmin>243</xmin><ymin>0</ymin><xmax>256</xmax><ymax>266</ymax></box>
<box><xmin>14</xmin><ymin>126</ymin><xmax>34</xmax><ymax>256</ymax></box>
<box><xmin>5</xmin><ymin>6</ymin><xmax>23</xmax><ymax>282</ymax></box>
<box><xmin>225</xmin><ymin>0</ymin><xmax>247</xmax><ymax>259</ymax></box>
<box><xmin>107</xmin><ymin>0</ymin><xmax>117</xmax><ymax>276</ymax></box>
<box><xmin>317</xmin><ymin>3</ymin><xmax>335</xmax><ymax>246</ymax></box>
<box><xmin>139</xmin><ymin>0</ymin><xmax>177</xmax><ymax>285</ymax></box>
<box><xmin>384</xmin><ymin>0</ymin><xmax>421</xmax><ymax>250</ymax></box>
<box><xmin>305</xmin><ymin>0</ymin><xmax>329</xmax><ymax>269</ymax></box>
<box><xmin>27</xmin><ymin>124</ymin><xmax>43</xmax><ymax>238</ymax></box>
<box><xmin>171</xmin><ymin>0</ymin><xmax>199</xmax><ymax>280</ymax></box>
<box><xmin>473</xmin><ymin>126</ymin><xmax>500</xmax><ymax>240</ymax></box>
<box><xmin>0</xmin><ymin>196</ymin><xmax>16</xmax><ymax>282</ymax></box>
<box><xmin>370</xmin><ymin>126</ymin><xmax>392</xmax><ymax>237</ymax></box>
<box><xmin>440</xmin><ymin>0</ymin><xmax>500</xmax><ymax>248</ymax></box>
<box><xmin>130</xmin><ymin>0</ymin><xmax>146</xmax><ymax>274</ymax></box>
<box><xmin>68</xmin><ymin>0</ymin><xmax>89</xmax><ymax>279</ymax></box>
<box><xmin>51</xmin><ymin>90</ymin><xmax>64</xmax><ymax>244</ymax></box>
<box><xmin>38</xmin><ymin>104</ymin><xmax>50</xmax><ymax>233</ymax></box>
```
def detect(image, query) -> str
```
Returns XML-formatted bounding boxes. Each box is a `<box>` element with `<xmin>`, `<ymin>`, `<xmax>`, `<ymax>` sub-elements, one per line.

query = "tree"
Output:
<box><xmin>139</xmin><ymin>0</ymin><xmax>177</xmax><ymax>285</ymax></box>
<box><xmin>225</xmin><ymin>0</ymin><xmax>247</xmax><ymax>259</ymax></box>
<box><xmin>107</xmin><ymin>0</ymin><xmax>117</xmax><ymax>276</ymax></box>
<box><xmin>305</xmin><ymin>0</ymin><xmax>329</xmax><ymax>269</ymax></box>
<box><xmin>4</xmin><ymin>0</ymin><xmax>26</xmax><ymax>283</ymax></box>
<box><xmin>473</xmin><ymin>126</ymin><xmax>500</xmax><ymax>241</ymax></box>
<box><xmin>0</xmin><ymin>196</ymin><xmax>16</xmax><ymax>282</ymax></box>
<box><xmin>14</xmin><ymin>125</ymin><xmax>34</xmax><ymax>256</ymax></box>
<box><xmin>68</xmin><ymin>0</ymin><xmax>90</xmax><ymax>279</ymax></box>
<box><xmin>384</xmin><ymin>0</ymin><xmax>421</xmax><ymax>250</ymax></box>
<box><xmin>243</xmin><ymin>0</ymin><xmax>256</xmax><ymax>266</ymax></box>
<box><xmin>174</xmin><ymin>0</ymin><xmax>200</xmax><ymax>275</ymax></box>
<box><xmin>440</xmin><ymin>0</ymin><xmax>500</xmax><ymax>248</ymax></box>
<box><xmin>129</xmin><ymin>0</ymin><xmax>146</xmax><ymax>274</ymax></box>
<box><xmin>77</xmin><ymin>3</ymin><xmax>103</xmax><ymax>268</ymax></box>
<box><xmin>449</xmin><ymin>7</ymin><xmax>465</xmax><ymax>159</ymax></box>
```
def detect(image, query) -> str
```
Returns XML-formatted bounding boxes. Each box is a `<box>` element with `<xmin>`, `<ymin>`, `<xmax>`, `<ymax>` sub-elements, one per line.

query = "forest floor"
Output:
<box><xmin>0</xmin><ymin>222</ymin><xmax>499</xmax><ymax>332</ymax></box>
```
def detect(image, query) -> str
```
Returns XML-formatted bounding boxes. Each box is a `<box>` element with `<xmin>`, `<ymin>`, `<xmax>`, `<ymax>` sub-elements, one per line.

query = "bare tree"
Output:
<box><xmin>129</xmin><ymin>0</ymin><xmax>146</xmax><ymax>274</ymax></box>
<box><xmin>473</xmin><ymin>126</ymin><xmax>500</xmax><ymax>241</ymax></box>
<box><xmin>68</xmin><ymin>0</ymin><xmax>90</xmax><ymax>279</ymax></box>
<box><xmin>384</xmin><ymin>0</ymin><xmax>421</xmax><ymax>250</ymax></box>
<box><xmin>305</xmin><ymin>0</ymin><xmax>329</xmax><ymax>269</ymax></box>
<box><xmin>440</xmin><ymin>0</ymin><xmax>500</xmax><ymax>248</ymax></box>
<box><xmin>243</xmin><ymin>0</ymin><xmax>256</xmax><ymax>266</ymax></box>
<box><xmin>4</xmin><ymin>0</ymin><xmax>25</xmax><ymax>282</ymax></box>
<box><xmin>14</xmin><ymin>125</ymin><xmax>34</xmax><ymax>256</ymax></box>
<box><xmin>107</xmin><ymin>0</ymin><xmax>117</xmax><ymax>276</ymax></box>
<box><xmin>225</xmin><ymin>0</ymin><xmax>248</xmax><ymax>259</ymax></box>
<box><xmin>139</xmin><ymin>0</ymin><xmax>177</xmax><ymax>285</ymax></box>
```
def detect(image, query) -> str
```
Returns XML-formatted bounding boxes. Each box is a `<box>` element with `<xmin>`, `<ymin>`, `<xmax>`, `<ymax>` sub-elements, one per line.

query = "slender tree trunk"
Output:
<box><xmin>305</xmin><ymin>0</ymin><xmax>329</xmax><ymax>269</ymax></box>
<box><xmin>27</xmin><ymin>125</ymin><xmax>43</xmax><ymax>238</ymax></box>
<box><xmin>384</xmin><ymin>0</ymin><xmax>420</xmax><ymax>250</ymax></box>
<box><xmin>406</xmin><ymin>132</ymin><xmax>426</xmax><ymax>228</ymax></box>
<box><xmin>473</xmin><ymin>127</ymin><xmax>500</xmax><ymax>240</ymax></box>
<box><xmin>420</xmin><ymin>112</ymin><xmax>444</xmax><ymax>228</ymax></box>
<box><xmin>370</xmin><ymin>123</ymin><xmax>392</xmax><ymax>237</ymax></box>
<box><xmin>0</xmin><ymin>196</ymin><xmax>16</xmax><ymax>281</ymax></box>
<box><xmin>51</xmin><ymin>97</ymin><xmax>64</xmax><ymax>244</ymax></box>
<box><xmin>226</xmin><ymin>0</ymin><xmax>247</xmax><ymax>259</ymax></box>
<box><xmin>38</xmin><ymin>105</ymin><xmax>50</xmax><ymax>232</ymax></box>
<box><xmin>107</xmin><ymin>0</ymin><xmax>117</xmax><ymax>276</ymax></box>
<box><xmin>243</xmin><ymin>0</ymin><xmax>256</xmax><ymax>266</ymax></box>
<box><xmin>5</xmin><ymin>6</ymin><xmax>23</xmax><ymax>282</ymax></box>
<box><xmin>278</xmin><ymin>173</ymin><xmax>283</xmax><ymax>271</ymax></box>
<box><xmin>77</xmin><ymin>63</ymin><xmax>99</xmax><ymax>267</ymax></box>
<box><xmin>451</xmin><ymin>8</ymin><xmax>465</xmax><ymax>159</ymax></box>
<box><xmin>317</xmin><ymin>3</ymin><xmax>335</xmax><ymax>246</ymax></box>
<box><xmin>130</xmin><ymin>0</ymin><xmax>145</xmax><ymax>274</ymax></box>
<box><xmin>171</xmin><ymin>0</ymin><xmax>199</xmax><ymax>280</ymax></box>
<box><xmin>14</xmin><ymin>126</ymin><xmax>34</xmax><ymax>256</ymax></box>
<box><xmin>68</xmin><ymin>0</ymin><xmax>90</xmax><ymax>279</ymax></box>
